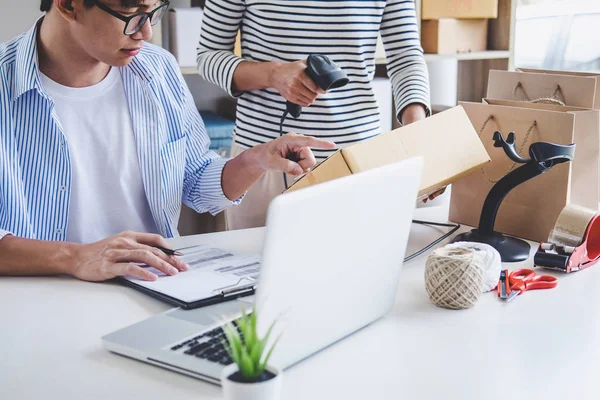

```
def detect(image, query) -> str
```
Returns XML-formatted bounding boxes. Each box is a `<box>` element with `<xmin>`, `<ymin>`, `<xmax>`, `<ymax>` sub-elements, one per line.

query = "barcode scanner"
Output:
<box><xmin>285</xmin><ymin>55</ymin><xmax>350</xmax><ymax>119</ymax></box>
<box><xmin>279</xmin><ymin>55</ymin><xmax>349</xmax><ymax>189</ymax></box>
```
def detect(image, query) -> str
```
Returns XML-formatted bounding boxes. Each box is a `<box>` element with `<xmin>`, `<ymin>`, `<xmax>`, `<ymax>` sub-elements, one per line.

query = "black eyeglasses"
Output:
<box><xmin>91</xmin><ymin>0</ymin><xmax>170</xmax><ymax>36</ymax></box>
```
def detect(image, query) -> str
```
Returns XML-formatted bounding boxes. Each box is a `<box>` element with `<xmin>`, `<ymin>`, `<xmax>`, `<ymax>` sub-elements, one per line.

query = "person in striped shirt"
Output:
<box><xmin>0</xmin><ymin>0</ymin><xmax>334</xmax><ymax>282</ymax></box>
<box><xmin>197</xmin><ymin>0</ymin><xmax>442</xmax><ymax>230</ymax></box>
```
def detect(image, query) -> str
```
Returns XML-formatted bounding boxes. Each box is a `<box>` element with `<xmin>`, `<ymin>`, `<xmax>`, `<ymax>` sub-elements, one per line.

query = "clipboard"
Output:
<box><xmin>116</xmin><ymin>277</ymin><xmax>256</xmax><ymax>310</ymax></box>
<box><xmin>115</xmin><ymin>244</ymin><xmax>260</xmax><ymax>310</ymax></box>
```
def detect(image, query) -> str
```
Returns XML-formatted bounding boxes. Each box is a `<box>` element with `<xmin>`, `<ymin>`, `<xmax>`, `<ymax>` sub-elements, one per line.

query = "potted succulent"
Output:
<box><xmin>220</xmin><ymin>307</ymin><xmax>282</xmax><ymax>400</ymax></box>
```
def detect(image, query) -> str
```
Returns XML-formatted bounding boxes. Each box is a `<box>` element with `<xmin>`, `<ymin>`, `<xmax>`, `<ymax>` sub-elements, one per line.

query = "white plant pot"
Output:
<box><xmin>221</xmin><ymin>364</ymin><xmax>283</xmax><ymax>400</ymax></box>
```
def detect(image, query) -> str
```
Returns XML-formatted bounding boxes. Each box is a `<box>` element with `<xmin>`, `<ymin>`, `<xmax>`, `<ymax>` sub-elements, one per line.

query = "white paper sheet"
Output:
<box><xmin>123</xmin><ymin>245</ymin><xmax>261</xmax><ymax>303</ymax></box>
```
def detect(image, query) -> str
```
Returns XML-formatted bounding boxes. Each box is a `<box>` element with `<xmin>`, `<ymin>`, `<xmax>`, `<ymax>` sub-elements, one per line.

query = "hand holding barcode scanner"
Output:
<box><xmin>276</xmin><ymin>55</ymin><xmax>350</xmax><ymax>189</ymax></box>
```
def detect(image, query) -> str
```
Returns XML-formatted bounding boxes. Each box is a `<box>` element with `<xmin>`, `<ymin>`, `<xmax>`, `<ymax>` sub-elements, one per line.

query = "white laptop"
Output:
<box><xmin>102</xmin><ymin>156</ymin><xmax>424</xmax><ymax>384</ymax></box>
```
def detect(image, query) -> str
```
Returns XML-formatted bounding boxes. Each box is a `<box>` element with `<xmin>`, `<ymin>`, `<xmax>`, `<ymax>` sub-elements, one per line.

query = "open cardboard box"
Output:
<box><xmin>285</xmin><ymin>106</ymin><xmax>491</xmax><ymax>200</ymax></box>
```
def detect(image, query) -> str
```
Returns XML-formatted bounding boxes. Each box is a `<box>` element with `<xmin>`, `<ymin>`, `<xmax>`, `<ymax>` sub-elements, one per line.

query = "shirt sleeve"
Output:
<box><xmin>178</xmin><ymin>68</ymin><xmax>244</xmax><ymax>215</ymax></box>
<box><xmin>380</xmin><ymin>0</ymin><xmax>432</xmax><ymax>123</ymax></box>
<box><xmin>196</xmin><ymin>0</ymin><xmax>246</xmax><ymax>97</ymax></box>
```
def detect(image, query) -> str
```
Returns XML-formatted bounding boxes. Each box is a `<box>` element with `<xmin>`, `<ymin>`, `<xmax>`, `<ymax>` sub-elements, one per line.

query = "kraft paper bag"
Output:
<box><xmin>487</xmin><ymin>70</ymin><xmax>598</xmax><ymax>110</ymax></box>
<box><xmin>517</xmin><ymin>68</ymin><xmax>600</xmax><ymax>110</ymax></box>
<box><xmin>449</xmin><ymin>100</ymin><xmax>600</xmax><ymax>242</ymax></box>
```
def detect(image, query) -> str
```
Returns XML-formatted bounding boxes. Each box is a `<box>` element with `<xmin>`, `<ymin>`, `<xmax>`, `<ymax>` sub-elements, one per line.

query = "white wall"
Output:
<box><xmin>0</xmin><ymin>1</ymin><xmax>42</xmax><ymax>43</ymax></box>
<box><xmin>0</xmin><ymin>0</ymin><xmax>192</xmax><ymax>43</ymax></box>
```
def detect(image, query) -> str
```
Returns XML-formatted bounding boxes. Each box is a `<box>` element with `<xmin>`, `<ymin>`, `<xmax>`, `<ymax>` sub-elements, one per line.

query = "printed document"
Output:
<box><xmin>122</xmin><ymin>244</ymin><xmax>261</xmax><ymax>302</ymax></box>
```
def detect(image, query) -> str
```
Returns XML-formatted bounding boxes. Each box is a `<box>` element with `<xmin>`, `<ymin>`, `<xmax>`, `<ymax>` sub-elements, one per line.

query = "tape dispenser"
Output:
<box><xmin>534</xmin><ymin>204</ymin><xmax>600</xmax><ymax>273</ymax></box>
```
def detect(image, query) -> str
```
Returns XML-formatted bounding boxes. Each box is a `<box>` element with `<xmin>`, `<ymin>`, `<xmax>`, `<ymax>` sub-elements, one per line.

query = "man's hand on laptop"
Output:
<box><xmin>70</xmin><ymin>231</ymin><xmax>188</xmax><ymax>282</ymax></box>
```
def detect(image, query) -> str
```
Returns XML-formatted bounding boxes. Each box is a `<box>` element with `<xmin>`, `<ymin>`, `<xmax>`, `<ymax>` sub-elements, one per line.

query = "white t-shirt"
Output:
<box><xmin>40</xmin><ymin>67</ymin><xmax>159</xmax><ymax>244</ymax></box>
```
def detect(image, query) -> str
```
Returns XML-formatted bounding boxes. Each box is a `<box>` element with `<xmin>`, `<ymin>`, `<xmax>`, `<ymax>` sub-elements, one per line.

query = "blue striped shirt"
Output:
<box><xmin>0</xmin><ymin>21</ymin><xmax>236</xmax><ymax>242</ymax></box>
<box><xmin>197</xmin><ymin>0</ymin><xmax>431</xmax><ymax>160</ymax></box>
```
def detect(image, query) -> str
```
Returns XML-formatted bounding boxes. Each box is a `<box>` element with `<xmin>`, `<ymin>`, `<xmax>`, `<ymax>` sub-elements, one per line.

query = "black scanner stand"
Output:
<box><xmin>451</xmin><ymin>130</ymin><xmax>575</xmax><ymax>262</ymax></box>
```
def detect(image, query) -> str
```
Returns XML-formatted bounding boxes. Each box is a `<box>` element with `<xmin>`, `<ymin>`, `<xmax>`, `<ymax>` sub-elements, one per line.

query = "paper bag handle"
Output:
<box><xmin>478</xmin><ymin>115</ymin><xmax>538</xmax><ymax>183</ymax></box>
<box><xmin>530</xmin><ymin>97</ymin><xmax>566</xmax><ymax>106</ymax></box>
<box><xmin>513</xmin><ymin>82</ymin><xmax>566</xmax><ymax>106</ymax></box>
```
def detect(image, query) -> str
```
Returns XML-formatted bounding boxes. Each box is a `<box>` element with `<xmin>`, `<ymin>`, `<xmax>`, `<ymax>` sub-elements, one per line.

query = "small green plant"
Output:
<box><xmin>222</xmin><ymin>307</ymin><xmax>280</xmax><ymax>382</ymax></box>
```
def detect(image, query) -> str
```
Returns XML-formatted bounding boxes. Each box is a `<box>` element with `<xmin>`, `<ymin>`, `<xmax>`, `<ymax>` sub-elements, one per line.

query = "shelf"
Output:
<box><xmin>180</xmin><ymin>67</ymin><xmax>198</xmax><ymax>75</ymax></box>
<box><xmin>374</xmin><ymin>50</ymin><xmax>511</xmax><ymax>65</ymax></box>
<box><xmin>424</xmin><ymin>50</ymin><xmax>511</xmax><ymax>62</ymax></box>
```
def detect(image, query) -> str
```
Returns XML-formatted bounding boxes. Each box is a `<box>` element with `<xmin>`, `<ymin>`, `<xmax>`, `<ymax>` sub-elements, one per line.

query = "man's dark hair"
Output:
<box><xmin>41</xmin><ymin>1</ymin><xmax>93</xmax><ymax>12</ymax></box>
<box><xmin>41</xmin><ymin>1</ymin><xmax>145</xmax><ymax>12</ymax></box>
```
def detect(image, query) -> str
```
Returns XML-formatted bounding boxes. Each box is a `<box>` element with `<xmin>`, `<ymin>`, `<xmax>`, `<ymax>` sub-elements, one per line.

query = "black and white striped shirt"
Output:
<box><xmin>197</xmin><ymin>0</ymin><xmax>430</xmax><ymax>159</ymax></box>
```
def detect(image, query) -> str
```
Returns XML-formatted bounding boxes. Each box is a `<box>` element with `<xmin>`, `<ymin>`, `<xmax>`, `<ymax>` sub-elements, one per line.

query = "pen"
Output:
<box><xmin>153</xmin><ymin>245</ymin><xmax>183</xmax><ymax>256</ymax></box>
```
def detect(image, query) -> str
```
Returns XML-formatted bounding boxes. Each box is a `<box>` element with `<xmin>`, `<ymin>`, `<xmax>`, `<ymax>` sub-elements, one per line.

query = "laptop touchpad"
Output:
<box><xmin>167</xmin><ymin>299</ymin><xmax>248</xmax><ymax>327</ymax></box>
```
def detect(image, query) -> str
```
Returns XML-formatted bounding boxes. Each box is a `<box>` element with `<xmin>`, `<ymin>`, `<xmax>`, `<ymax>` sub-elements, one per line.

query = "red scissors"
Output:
<box><xmin>497</xmin><ymin>269</ymin><xmax>558</xmax><ymax>302</ymax></box>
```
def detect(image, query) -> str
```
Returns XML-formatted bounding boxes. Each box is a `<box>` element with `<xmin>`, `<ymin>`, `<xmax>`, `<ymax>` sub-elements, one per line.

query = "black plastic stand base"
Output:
<box><xmin>451</xmin><ymin>230</ymin><xmax>531</xmax><ymax>262</ymax></box>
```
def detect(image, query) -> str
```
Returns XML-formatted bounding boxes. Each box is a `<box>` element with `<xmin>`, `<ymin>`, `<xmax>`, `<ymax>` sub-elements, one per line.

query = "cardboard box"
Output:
<box><xmin>169</xmin><ymin>8</ymin><xmax>204</xmax><ymax>67</ymax></box>
<box><xmin>234</xmin><ymin>31</ymin><xmax>242</xmax><ymax>57</ymax></box>
<box><xmin>421</xmin><ymin>19</ymin><xmax>488</xmax><ymax>54</ymax></box>
<box><xmin>285</xmin><ymin>106</ymin><xmax>491</xmax><ymax>199</ymax></box>
<box><xmin>422</xmin><ymin>0</ymin><xmax>498</xmax><ymax>20</ymax></box>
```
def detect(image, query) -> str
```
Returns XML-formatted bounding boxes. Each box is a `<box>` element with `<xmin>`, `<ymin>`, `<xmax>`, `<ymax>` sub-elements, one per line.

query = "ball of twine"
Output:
<box><xmin>425</xmin><ymin>247</ymin><xmax>485</xmax><ymax>310</ymax></box>
<box><xmin>445</xmin><ymin>242</ymin><xmax>502</xmax><ymax>292</ymax></box>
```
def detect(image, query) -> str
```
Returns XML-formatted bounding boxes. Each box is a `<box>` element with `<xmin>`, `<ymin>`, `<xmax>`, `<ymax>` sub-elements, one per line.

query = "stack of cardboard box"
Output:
<box><xmin>420</xmin><ymin>0</ymin><xmax>498</xmax><ymax>55</ymax></box>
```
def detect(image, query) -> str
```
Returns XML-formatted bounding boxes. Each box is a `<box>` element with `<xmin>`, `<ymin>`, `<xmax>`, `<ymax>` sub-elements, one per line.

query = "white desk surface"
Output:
<box><xmin>2</xmin><ymin>206</ymin><xmax>600</xmax><ymax>400</ymax></box>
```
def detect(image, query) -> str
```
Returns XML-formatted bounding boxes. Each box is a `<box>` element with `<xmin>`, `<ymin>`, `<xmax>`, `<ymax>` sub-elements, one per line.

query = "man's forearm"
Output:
<box><xmin>0</xmin><ymin>235</ymin><xmax>76</xmax><ymax>276</ymax></box>
<box><xmin>221</xmin><ymin>147</ymin><xmax>266</xmax><ymax>201</ymax></box>
<box><xmin>232</xmin><ymin>61</ymin><xmax>280</xmax><ymax>93</ymax></box>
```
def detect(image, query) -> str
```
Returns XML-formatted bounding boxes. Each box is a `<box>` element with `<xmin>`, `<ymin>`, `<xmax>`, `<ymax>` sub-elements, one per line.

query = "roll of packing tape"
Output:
<box><xmin>445</xmin><ymin>242</ymin><xmax>502</xmax><ymax>292</ymax></box>
<box><xmin>548</xmin><ymin>204</ymin><xmax>597</xmax><ymax>248</ymax></box>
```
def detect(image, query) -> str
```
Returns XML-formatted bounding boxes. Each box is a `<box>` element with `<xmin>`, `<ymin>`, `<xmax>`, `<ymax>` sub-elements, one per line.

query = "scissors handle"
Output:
<box><xmin>509</xmin><ymin>268</ymin><xmax>536</xmax><ymax>281</ymax></box>
<box><xmin>524</xmin><ymin>274</ymin><xmax>558</xmax><ymax>290</ymax></box>
<box><xmin>510</xmin><ymin>268</ymin><xmax>557</xmax><ymax>293</ymax></box>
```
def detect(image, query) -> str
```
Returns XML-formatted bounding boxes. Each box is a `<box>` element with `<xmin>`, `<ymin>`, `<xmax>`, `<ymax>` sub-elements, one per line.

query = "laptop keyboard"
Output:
<box><xmin>169</xmin><ymin>321</ymin><xmax>242</xmax><ymax>366</ymax></box>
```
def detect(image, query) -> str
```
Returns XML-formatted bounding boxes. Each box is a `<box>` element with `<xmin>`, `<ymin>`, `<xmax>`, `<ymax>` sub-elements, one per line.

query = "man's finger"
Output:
<box><xmin>114</xmin><ymin>249</ymin><xmax>179</xmax><ymax>276</ymax></box>
<box><xmin>129</xmin><ymin>233</ymin><xmax>187</xmax><ymax>270</ymax></box>
<box><xmin>291</xmin><ymin>96</ymin><xmax>311</xmax><ymax>107</ymax></box>
<box><xmin>284</xmin><ymin>134</ymin><xmax>336</xmax><ymax>150</ymax></box>
<box><xmin>131</xmin><ymin>232</ymin><xmax>170</xmax><ymax>248</ymax></box>
<box><xmin>428</xmin><ymin>188</ymin><xmax>447</xmax><ymax>200</ymax></box>
<box><xmin>288</xmin><ymin>92</ymin><xmax>310</xmax><ymax>107</ymax></box>
<box><xmin>114</xmin><ymin>263</ymin><xmax>158</xmax><ymax>281</ymax></box>
<box><xmin>293</xmin><ymin>80</ymin><xmax>318</xmax><ymax>100</ymax></box>
<box><xmin>292</xmin><ymin>87</ymin><xmax>316</xmax><ymax>105</ymax></box>
<box><xmin>134</xmin><ymin>243</ymin><xmax>188</xmax><ymax>272</ymax></box>
<box><xmin>300</xmin><ymin>73</ymin><xmax>321</xmax><ymax>94</ymax></box>
<box><xmin>272</xmin><ymin>156</ymin><xmax>303</xmax><ymax>175</ymax></box>
<box><xmin>295</xmin><ymin>147</ymin><xmax>317</xmax><ymax>172</ymax></box>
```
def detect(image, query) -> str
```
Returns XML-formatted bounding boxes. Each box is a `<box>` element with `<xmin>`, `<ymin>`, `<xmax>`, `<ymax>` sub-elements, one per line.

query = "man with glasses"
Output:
<box><xmin>0</xmin><ymin>0</ymin><xmax>334</xmax><ymax>282</ymax></box>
